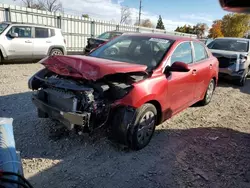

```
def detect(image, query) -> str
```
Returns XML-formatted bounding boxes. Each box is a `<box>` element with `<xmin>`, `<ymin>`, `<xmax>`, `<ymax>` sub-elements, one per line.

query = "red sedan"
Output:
<box><xmin>29</xmin><ymin>33</ymin><xmax>219</xmax><ymax>150</ymax></box>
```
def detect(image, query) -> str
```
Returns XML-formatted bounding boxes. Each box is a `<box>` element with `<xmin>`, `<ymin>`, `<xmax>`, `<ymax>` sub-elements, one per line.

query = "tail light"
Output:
<box><xmin>64</xmin><ymin>39</ymin><xmax>66</xmax><ymax>44</ymax></box>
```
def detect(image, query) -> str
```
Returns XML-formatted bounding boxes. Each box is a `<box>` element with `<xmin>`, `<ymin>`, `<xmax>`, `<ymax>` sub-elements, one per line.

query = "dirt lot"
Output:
<box><xmin>1</xmin><ymin>63</ymin><xmax>250</xmax><ymax>188</ymax></box>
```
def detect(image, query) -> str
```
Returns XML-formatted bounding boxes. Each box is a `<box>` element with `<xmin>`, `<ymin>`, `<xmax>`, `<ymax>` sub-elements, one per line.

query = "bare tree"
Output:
<box><xmin>120</xmin><ymin>6</ymin><xmax>132</xmax><ymax>25</ymax></box>
<box><xmin>15</xmin><ymin>0</ymin><xmax>62</xmax><ymax>12</ymax></box>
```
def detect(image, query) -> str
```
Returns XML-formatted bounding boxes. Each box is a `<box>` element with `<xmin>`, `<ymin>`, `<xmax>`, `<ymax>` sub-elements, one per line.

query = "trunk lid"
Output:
<box><xmin>41</xmin><ymin>55</ymin><xmax>148</xmax><ymax>81</ymax></box>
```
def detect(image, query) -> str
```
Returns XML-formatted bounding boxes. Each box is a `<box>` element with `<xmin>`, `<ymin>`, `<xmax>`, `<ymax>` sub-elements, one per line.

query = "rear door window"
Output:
<box><xmin>35</xmin><ymin>27</ymin><xmax>49</xmax><ymax>38</ymax></box>
<box><xmin>193</xmin><ymin>42</ymin><xmax>208</xmax><ymax>62</ymax></box>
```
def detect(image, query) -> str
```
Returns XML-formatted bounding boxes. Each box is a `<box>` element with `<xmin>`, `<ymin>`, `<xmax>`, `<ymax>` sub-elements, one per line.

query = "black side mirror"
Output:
<box><xmin>219</xmin><ymin>0</ymin><xmax>250</xmax><ymax>13</ymax></box>
<box><xmin>164</xmin><ymin>61</ymin><xmax>190</xmax><ymax>73</ymax></box>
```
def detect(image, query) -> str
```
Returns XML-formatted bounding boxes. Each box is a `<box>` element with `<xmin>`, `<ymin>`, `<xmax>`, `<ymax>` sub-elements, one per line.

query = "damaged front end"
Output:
<box><xmin>29</xmin><ymin>67</ymin><xmax>146</xmax><ymax>132</ymax></box>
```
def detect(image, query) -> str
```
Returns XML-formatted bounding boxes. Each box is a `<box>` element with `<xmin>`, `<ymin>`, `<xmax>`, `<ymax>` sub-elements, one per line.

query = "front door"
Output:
<box><xmin>5</xmin><ymin>26</ymin><xmax>33</xmax><ymax>59</ymax></box>
<box><xmin>167</xmin><ymin>42</ymin><xmax>196</xmax><ymax>114</ymax></box>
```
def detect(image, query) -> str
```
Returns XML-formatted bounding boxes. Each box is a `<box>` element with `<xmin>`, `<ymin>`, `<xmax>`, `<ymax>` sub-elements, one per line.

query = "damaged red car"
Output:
<box><xmin>28</xmin><ymin>33</ymin><xmax>218</xmax><ymax>150</ymax></box>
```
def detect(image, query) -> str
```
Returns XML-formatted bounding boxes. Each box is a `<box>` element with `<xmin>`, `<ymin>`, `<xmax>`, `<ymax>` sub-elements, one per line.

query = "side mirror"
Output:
<box><xmin>9</xmin><ymin>33</ymin><xmax>18</xmax><ymax>38</ymax></box>
<box><xmin>164</xmin><ymin>61</ymin><xmax>190</xmax><ymax>73</ymax></box>
<box><xmin>219</xmin><ymin>0</ymin><xmax>250</xmax><ymax>13</ymax></box>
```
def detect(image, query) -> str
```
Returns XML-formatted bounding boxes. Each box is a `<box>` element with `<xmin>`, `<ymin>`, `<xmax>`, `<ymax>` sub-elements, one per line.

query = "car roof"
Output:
<box><xmin>1</xmin><ymin>22</ymin><xmax>59</xmax><ymax>29</ymax></box>
<box><xmin>215</xmin><ymin>37</ymin><xmax>250</xmax><ymax>41</ymax></box>
<box><xmin>122</xmin><ymin>32</ymin><xmax>197</xmax><ymax>42</ymax></box>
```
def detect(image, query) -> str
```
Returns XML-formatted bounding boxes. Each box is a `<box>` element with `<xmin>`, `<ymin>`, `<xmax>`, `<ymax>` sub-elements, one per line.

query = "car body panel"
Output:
<box><xmin>30</xmin><ymin>33</ymin><xmax>218</xmax><ymax>129</ymax></box>
<box><xmin>209</xmin><ymin>38</ymin><xmax>250</xmax><ymax>80</ymax></box>
<box><xmin>41</xmin><ymin>55</ymin><xmax>148</xmax><ymax>81</ymax></box>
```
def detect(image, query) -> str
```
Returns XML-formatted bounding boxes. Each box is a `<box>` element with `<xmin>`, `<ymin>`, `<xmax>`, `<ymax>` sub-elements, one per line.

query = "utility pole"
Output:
<box><xmin>138</xmin><ymin>0</ymin><xmax>142</xmax><ymax>26</ymax></box>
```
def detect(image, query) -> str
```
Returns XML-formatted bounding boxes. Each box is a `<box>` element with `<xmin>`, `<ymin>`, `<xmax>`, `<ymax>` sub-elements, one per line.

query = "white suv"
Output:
<box><xmin>0</xmin><ymin>22</ymin><xmax>66</xmax><ymax>62</ymax></box>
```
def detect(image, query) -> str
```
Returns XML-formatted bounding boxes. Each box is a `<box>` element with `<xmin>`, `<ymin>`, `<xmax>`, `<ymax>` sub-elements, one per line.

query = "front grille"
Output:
<box><xmin>44</xmin><ymin>88</ymin><xmax>77</xmax><ymax>112</ymax></box>
<box><xmin>217</xmin><ymin>57</ymin><xmax>236</xmax><ymax>68</ymax></box>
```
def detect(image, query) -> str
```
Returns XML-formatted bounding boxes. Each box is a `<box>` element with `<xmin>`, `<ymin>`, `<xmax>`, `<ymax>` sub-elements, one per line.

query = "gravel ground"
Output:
<box><xmin>1</xmin><ymin>63</ymin><xmax>250</xmax><ymax>188</ymax></box>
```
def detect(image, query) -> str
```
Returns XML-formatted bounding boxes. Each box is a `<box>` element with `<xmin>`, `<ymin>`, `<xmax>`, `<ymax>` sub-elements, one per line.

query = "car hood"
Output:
<box><xmin>40</xmin><ymin>55</ymin><xmax>148</xmax><ymax>81</ymax></box>
<box><xmin>210</xmin><ymin>49</ymin><xmax>248</xmax><ymax>58</ymax></box>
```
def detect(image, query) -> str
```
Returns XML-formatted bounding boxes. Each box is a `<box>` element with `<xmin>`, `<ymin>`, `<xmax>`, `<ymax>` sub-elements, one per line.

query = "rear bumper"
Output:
<box><xmin>32</xmin><ymin>95</ymin><xmax>90</xmax><ymax>130</ymax></box>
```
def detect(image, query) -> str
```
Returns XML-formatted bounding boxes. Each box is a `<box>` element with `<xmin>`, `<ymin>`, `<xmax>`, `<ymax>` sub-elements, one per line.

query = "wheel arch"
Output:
<box><xmin>145</xmin><ymin>100</ymin><xmax>162</xmax><ymax>125</ymax></box>
<box><xmin>47</xmin><ymin>45</ymin><xmax>66</xmax><ymax>55</ymax></box>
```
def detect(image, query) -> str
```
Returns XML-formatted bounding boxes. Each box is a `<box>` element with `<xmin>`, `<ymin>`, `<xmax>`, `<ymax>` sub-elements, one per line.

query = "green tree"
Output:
<box><xmin>156</xmin><ymin>15</ymin><xmax>165</xmax><ymax>30</ymax></box>
<box><xmin>221</xmin><ymin>13</ymin><xmax>250</xmax><ymax>37</ymax></box>
<box><xmin>175</xmin><ymin>25</ymin><xmax>195</xmax><ymax>34</ymax></box>
<box><xmin>82</xmin><ymin>14</ymin><xmax>90</xmax><ymax>19</ymax></box>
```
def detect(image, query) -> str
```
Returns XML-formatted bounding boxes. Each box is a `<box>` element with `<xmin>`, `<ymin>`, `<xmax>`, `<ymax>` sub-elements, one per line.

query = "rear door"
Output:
<box><xmin>191</xmin><ymin>42</ymin><xmax>211</xmax><ymax>100</ymax></box>
<box><xmin>167</xmin><ymin>42</ymin><xmax>196</xmax><ymax>114</ymax></box>
<box><xmin>4</xmin><ymin>25</ymin><xmax>33</xmax><ymax>59</ymax></box>
<box><xmin>33</xmin><ymin>27</ymin><xmax>51</xmax><ymax>58</ymax></box>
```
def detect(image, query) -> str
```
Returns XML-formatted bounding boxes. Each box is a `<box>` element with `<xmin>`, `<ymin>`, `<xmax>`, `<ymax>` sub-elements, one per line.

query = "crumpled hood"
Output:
<box><xmin>40</xmin><ymin>55</ymin><xmax>148</xmax><ymax>81</ymax></box>
<box><xmin>210</xmin><ymin>49</ymin><xmax>248</xmax><ymax>59</ymax></box>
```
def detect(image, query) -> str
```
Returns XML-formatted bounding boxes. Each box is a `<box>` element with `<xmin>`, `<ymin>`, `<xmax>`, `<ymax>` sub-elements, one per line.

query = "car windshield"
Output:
<box><xmin>0</xmin><ymin>23</ymin><xmax>9</xmax><ymax>34</ymax></box>
<box><xmin>89</xmin><ymin>35</ymin><xmax>174</xmax><ymax>69</ymax></box>
<box><xmin>207</xmin><ymin>39</ymin><xmax>249</xmax><ymax>52</ymax></box>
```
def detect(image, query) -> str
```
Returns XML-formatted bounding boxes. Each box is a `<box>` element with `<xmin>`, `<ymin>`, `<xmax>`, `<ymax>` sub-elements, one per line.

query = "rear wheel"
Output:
<box><xmin>49</xmin><ymin>48</ymin><xmax>63</xmax><ymax>56</ymax></box>
<box><xmin>200</xmin><ymin>79</ymin><xmax>215</xmax><ymax>106</ymax></box>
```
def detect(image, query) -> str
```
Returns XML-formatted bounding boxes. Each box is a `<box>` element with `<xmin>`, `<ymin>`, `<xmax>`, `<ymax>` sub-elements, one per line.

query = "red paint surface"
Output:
<box><xmin>41</xmin><ymin>55</ymin><xmax>147</xmax><ymax>81</ymax></box>
<box><xmin>41</xmin><ymin>34</ymin><xmax>219</xmax><ymax>123</ymax></box>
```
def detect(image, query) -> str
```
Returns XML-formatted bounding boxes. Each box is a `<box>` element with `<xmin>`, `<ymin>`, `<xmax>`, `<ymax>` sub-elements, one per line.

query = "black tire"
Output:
<box><xmin>236</xmin><ymin>69</ymin><xmax>248</xmax><ymax>87</ymax></box>
<box><xmin>49</xmin><ymin>48</ymin><xmax>63</xmax><ymax>56</ymax></box>
<box><xmin>129</xmin><ymin>103</ymin><xmax>157</xmax><ymax>150</ymax></box>
<box><xmin>200</xmin><ymin>79</ymin><xmax>215</xmax><ymax>106</ymax></box>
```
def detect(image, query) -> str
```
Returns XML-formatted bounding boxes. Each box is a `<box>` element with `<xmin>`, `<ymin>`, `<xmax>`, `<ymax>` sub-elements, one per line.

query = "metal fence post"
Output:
<box><xmin>116</xmin><ymin>24</ymin><xmax>119</xmax><ymax>31</ymax></box>
<box><xmin>57</xmin><ymin>16</ymin><xmax>62</xmax><ymax>28</ymax></box>
<box><xmin>91</xmin><ymin>21</ymin><xmax>95</xmax><ymax>37</ymax></box>
<box><xmin>4</xmin><ymin>8</ymin><xmax>11</xmax><ymax>22</ymax></box>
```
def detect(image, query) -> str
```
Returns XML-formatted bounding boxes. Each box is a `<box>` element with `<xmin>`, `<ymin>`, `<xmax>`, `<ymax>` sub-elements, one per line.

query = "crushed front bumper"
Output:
<box><xmin>32</xmin><ymin>95</ymin><xmax>90</xmax><ymax>130</ymax></box>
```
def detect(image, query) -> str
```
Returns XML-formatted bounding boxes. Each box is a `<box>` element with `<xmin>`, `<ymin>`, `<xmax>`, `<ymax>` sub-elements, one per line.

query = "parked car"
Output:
<box><xmin>29</xmin><ymin>33</ymin><xmax>218</xmax><ymax>150</ymax></box>
<box><xmin>207</xmin><ymin>37</ymin><xmax>250</xmax><ymax>86</ymax></box>
<box><xmin>0</xmin><ymin>22</ymin><xmax>66</xmax><ymax>63</ymax></box>
<box><xmin>84</xmin><ymin>31</ymin><xmax>126</xmax><ymax>53</ymax></box>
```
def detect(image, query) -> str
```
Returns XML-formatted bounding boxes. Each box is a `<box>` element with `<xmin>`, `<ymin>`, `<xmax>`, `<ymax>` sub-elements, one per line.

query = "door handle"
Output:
<box><xmin>46</xmin><ymin>41</ymin><xmax>52</xmax><ymax>43</ymax></box>
<box><xmin>209</xmin><ymin>64</ymin><xmax>213</xmax><ymax>69</ymax></box>
<box><xmin>192</xmin><ymin>69</ymin><xmax>197</xmax><ymax>75</ymax></box>
<box><xmin>25</xmin><ymin>40</ymin><xmax>32</xmax><ymax>43</ymax></box>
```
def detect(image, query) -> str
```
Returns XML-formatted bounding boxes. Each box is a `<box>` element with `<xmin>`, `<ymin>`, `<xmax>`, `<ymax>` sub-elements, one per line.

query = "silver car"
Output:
<box><xmin>207</xmin><ymin>37</ymin><xmax>250</xmax><ymax>86</ymax></box>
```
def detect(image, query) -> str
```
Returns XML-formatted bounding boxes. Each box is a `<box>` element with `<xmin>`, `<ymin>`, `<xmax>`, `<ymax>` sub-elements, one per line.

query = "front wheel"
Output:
<box><xmin>129</xmin><ymin>103</ymin><xmax>157</xmax><ymax>150</ymax></box>
<box><xmin>200</xmin><ymin>79</ymin><xmax>215</xmax><ymax>106</ymax></box>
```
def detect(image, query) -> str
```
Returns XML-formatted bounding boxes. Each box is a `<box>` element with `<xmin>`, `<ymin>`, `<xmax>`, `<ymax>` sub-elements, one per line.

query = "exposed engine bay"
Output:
<box><xmin>29</xmin><ymin>68</ymin><xmax>146</xmax><ymax>132</ymax></box>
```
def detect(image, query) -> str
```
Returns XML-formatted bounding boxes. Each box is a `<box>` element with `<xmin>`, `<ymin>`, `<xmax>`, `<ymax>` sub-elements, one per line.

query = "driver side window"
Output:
<box><xmin>171</xmin><ymin>42</ymin><xmax>193</xmax><ymax>64</ymax></box>
<box><xmin>7</xmin><ymin>26</ymin><xmax>32</xmax><ymax>38</ymax></box>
